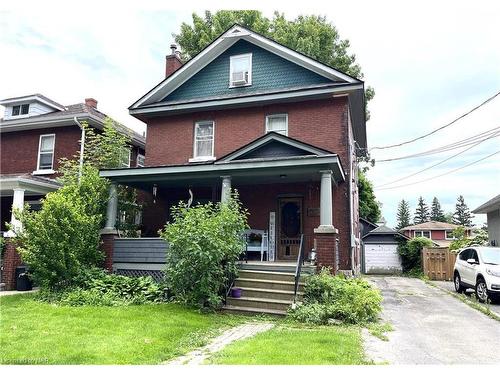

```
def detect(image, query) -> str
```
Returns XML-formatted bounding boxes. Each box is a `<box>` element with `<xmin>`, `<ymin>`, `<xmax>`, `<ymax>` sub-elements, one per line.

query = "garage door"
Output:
<box><xmin>364</xmin><ymin>244</ymin><xmax>402</xmax><ymax>274</ymax></box>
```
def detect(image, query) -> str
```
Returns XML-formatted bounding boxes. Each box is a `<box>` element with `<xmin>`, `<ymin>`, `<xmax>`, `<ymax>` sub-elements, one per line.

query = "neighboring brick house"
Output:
<box><xmin>0</xmin><ymin>94</ymin><xmax>145</xmax><ymax>289</ymax></box>
<box><xmin>99</xmin><ymin>24</ymin><xmax>367</xmax><ymax>276</ymax></box>
<box><xmin>400</xmin><ymin>221</ymin><xmax>472</xmax><ymax>248</ymax></box>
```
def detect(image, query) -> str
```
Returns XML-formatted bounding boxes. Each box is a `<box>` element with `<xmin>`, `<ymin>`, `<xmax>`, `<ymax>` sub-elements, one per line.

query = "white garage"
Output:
<box><xmin>362</xmin><ymin>225</ymin><xmax>405</xmax><ymax>274</ymax></box>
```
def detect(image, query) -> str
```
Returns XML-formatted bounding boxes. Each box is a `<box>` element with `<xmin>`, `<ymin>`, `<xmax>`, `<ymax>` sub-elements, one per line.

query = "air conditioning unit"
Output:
<box><xmin>231</xmin><ymin>71</ymin><xmax>248</xmax><ymax>86</ymax></box>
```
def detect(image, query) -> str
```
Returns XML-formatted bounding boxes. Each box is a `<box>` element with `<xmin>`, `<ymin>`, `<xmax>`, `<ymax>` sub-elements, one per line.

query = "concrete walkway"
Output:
<box><xmin>0</xmin><ymin>288</ymin><xmax>39</xmax><ymax>297</ymax></box>
<box><xmin>167</xmin><ymin>322</ymin><xmax>274</xmax><ymax>365</ymax></box>
<box><xmin>364</xmin><ymin>276</ymin><xmax>500</xmax><ymax>365</ymax></box>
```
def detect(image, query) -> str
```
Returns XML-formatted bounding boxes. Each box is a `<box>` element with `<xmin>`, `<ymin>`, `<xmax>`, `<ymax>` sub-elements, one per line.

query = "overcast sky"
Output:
<box><xmin>1</xmin><ymin>1</ymin><xmax>499</xmax><ymax>227</ymax></box>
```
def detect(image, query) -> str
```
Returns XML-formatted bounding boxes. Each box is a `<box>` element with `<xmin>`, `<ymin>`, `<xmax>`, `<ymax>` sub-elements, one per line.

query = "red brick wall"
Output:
<box><xmin>145</xmin><ymin>97</ymin><xmax>349</xmax><ymax>168</ymax></box>
<box><xmin>1</xmin><ymin>239</ymin><xmax>23</xmax><ymax>290</ymax></box>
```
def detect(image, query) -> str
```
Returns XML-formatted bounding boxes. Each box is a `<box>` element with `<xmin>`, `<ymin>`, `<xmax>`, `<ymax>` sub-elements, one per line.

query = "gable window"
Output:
<box><xmin>136</xmin><ymin>153</ymin><xmax>145</xmax><ymax>167</ymax></box>
<box><xmin>37</xmin><ymin>134</ymin><xmax>55</xmax><ymax>171</ymax></box>
<box><xmin>11</xmin><ymin>104</ymin><xmax>29</xmax><ymax>116</ymax></box>
<box><xmin>120</xmin><ymin>148</ymin><xmax>131</xmax><ymax>168</ymax></box>
<box><xmin>192</xmin><ymin>121</ymin><xmax>215</xmax><ymax>161</ymax></box>
<box><xmin>266</xmin><ymin>114</ymin><xmax>288</xmax><ymax>136</ymax></box>
<box><xmin>415</xmin><ymin>230</ymin><xmax>431</xmax><ymax>239</ymax></box>
<box><xmin>229</xmin><ymin>53</ymin><xmax>252</xmax><ymax>87</ymax></box>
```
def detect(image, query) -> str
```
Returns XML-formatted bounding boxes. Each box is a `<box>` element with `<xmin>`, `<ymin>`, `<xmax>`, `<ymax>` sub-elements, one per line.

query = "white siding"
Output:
<box><xmin>487</xmin><ymin>209</ymin><xmax>500</xmax><ymax>246</ymax></box>
<box><xmin>3</xmin><ymin>101</ymin><xmax>56</xmax><ymax>120</ymax></box>
<box><xmin>364</xmin><ymin>244</ymin><xmax>402</xmax><ymax>274</ymax></box>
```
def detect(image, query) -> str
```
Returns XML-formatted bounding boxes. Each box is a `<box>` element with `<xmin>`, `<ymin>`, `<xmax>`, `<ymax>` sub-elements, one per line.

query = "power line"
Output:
<box><xmin>370</xmin><ymin>90</ymin><xmax>500</xmax><ymax>151</ymax></box>
<box><xmin>375</xmin><ymin>149</ymin><xmax>500</xmax><ymax>191</ymax></box>
<box><xmin>375</xmin><ymin>126</ymin><xmax>500</xmax><ymax>162</ymax></box>
<box><xmin>375</xmin><ymin>133</ymin><xmax>497</xmax><ymax>188</ymax></box>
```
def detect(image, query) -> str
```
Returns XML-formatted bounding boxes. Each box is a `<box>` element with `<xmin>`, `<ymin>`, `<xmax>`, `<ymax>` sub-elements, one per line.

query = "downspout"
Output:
<box><xmin>73</xmin><ymin>117</ymin><xmax>85</xmax><ymax>183</ymax></box>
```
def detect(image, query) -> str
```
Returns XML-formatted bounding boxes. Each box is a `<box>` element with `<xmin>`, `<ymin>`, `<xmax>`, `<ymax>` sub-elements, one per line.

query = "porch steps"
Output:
<box><xmin>224</xmin><ymin>269</ymin><xmax>306</xmax><ymax>316</ymax></box>
<box><xmin>239</xmin><ymin>262</ymin><xmax>316</xmax><ymax>274</ymax></box>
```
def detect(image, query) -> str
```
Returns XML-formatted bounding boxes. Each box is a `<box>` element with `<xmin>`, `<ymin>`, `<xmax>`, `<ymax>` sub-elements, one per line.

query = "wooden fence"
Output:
<box><xmin>422</xmin><ymin>247</ymin><xmax>457</xmax><ymax>281</ymax></box>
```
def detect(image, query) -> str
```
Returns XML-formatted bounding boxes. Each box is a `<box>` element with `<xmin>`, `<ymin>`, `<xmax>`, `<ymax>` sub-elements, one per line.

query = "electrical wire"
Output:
<box><xmin>375</xmin><ymin>150</ymin><xmax>500</xmax><ymax>191</ymax></box>
<box><xmin>370</xmin><ymin>90</ymin><xmax>500</xmax><ymax>151</ymax></box>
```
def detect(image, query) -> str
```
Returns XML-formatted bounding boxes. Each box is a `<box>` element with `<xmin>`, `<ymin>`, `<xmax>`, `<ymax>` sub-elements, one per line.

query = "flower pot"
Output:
<box><xmin>231</xmin><ymin>287</ymin><xmax>242</xmax><ymax>298</ymax></box>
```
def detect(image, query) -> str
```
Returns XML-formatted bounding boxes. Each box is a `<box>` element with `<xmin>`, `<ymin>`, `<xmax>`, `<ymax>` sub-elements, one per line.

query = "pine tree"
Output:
<box><xmin>396</xmin><ymin>199</ymin><xmax>411</xmax><ymax>229</ymax></box>
<box><xmin>430</xmin><ymin>197</ymin><xmax>446</xmax><ymax>222</ymax></box>
<box><xmin>414</xmin><ymin>196</ymin><xmax>430</xmax><ymax>224</ymax></box>
<box><xmin>453</xmin><ymin>195</ymin><xmax>474</xmax><ymax>226</ymax></box>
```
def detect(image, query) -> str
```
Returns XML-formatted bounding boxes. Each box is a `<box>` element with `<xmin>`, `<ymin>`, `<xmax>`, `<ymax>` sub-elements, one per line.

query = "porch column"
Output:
<box><xmin>221</xmin><ymin>176</ymin><xmax>231</xmax><ymax>203</ymax></box>
<box><xmin>316</xmin><ymin>170</ymin><xmax>336</xmax><ymax>233</ymax></box>
<box><xmin>6</xmin><ymin>188</ymin><xmax>25</xmax><ymax>236</ymax></box>
<box><xmin>104</xmin><ymin>183</ymin><xmax>118</xmax><ymax>231</ymax></box>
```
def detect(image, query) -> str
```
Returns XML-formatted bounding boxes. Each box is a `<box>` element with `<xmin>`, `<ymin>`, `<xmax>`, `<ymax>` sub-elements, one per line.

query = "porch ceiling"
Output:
<box><xmin>100</xmin><ymin>155</ymin><xmax>344</xmax><ymax>191</ymax></box>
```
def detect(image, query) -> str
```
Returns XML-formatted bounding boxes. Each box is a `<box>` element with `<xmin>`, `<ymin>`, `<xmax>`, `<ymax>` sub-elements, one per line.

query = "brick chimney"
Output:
<box><xmin>165</xmin><ymin>43</ymin><xmax>183</xmax><ymax>78</ymax></box>
<box><xmin>85</xmin><ymin>98</ymin><xmax>98</xmax><ymax>109</ymax></box>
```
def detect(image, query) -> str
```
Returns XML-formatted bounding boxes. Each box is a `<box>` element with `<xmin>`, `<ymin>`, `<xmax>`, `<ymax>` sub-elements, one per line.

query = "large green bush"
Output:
<box><xmin>289</xmin><ymin>268</ymin><xmax>382</xmax><ymax>324</ymax></box>
<box><xmin>397</xmin><ymin>237</ymin><xmax>432</xmax><ymax>273</ymax></box>
<box><xmin>159</xmin><ymin>193</ymin><xmax>248</xmax><ymax>309</ymax></box>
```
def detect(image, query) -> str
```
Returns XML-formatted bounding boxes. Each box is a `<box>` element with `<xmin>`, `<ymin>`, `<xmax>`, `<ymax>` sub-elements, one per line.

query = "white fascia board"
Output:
<box><xmin>0</xmin><ymin>114</ymin><xmax>99</xmax><ymax>133</ymax></box>
<box><xmin>0</xmin><ymin>177</ymin><xmax>60</xmax><ymax>195</ymax></box>
<box><xmin>0</xmin><ymin>95</ymin><xmax>65</xmax><ymax>111</ymax></box>
<box><xmin>130</xmin><ymin>84</ymin><xmax>363</xmax><ymax>116</ymax></box>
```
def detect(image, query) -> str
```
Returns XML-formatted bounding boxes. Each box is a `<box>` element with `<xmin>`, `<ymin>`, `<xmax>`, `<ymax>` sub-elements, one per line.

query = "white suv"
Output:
<box><xmin>453</xmin><ymin>246</ymin><xmax>500</xmax><ymax>303</ymax></box>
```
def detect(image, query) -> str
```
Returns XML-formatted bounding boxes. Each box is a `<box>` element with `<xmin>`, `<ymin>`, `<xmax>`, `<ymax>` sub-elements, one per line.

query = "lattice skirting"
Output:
<box><xmin>115</xmin><ymin>269</ymin><xmax>165</xmax><ymax>283</ymax></box>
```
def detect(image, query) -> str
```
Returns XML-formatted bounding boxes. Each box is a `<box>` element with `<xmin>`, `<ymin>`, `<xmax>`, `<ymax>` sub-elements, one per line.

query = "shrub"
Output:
<box><xmin>397</xmin><ymin>237</ymin><xmax>433</xmax><ymax>273</ymax></box>
<box><xmin>159</xmin><ymin>193</ymin><xmax>248</xmax><ymax>309</ymax></box>
<box><xmin>289</xmin><ymin>268</ymin><xmax>382</xmax><ymax>324</ymax></box>
<box><xmin>449</xmin><ymin>227</ymin><xmax>488</xmax><ymax>252</ymax></box>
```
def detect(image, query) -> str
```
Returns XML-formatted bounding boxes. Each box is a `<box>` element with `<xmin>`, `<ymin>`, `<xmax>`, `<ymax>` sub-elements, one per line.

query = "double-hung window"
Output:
<box><xmin>229</xmin><ymin>53</ymin><xmax>252</xmax><ymax>87</ymax></box>
<box><xmin>120</xmin><ymin>147</ymin><xmax>131</xmax><ymax>168</ymax></box>
<box><xmin>192</xmin><ymin>121</ymin><xmax>215</xmax><ymax>161</ymax></box>
<box><xmin>37</xmin><ymin>134</ymin><xmax>55</xmax><ymax>171</ymax></box>
<box><xmin>266</xmin><ymin>114</ymin><xmax>288</xmax><ymax>136</ymax></box>
<box><xmin>136</xmin><ymin>153</ymin><xmax>145</xmax><ymax>167</ymax></box>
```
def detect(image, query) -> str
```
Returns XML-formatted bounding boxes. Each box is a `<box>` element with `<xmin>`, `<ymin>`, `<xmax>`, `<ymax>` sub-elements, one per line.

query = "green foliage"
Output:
<box><xmin>175</xmin><ymin>11</ymin><xmax>374</xmax><ymax>118</ymax></box>
<box><xmin>395</xmin><ymin>199</ymin><xmax>411</xmax><ymax>230</ymax></box>
<box><xmin>289</xmin><ymin>269</ymin><xmax>382</xmax><ymax>324</ymax></box>
<box><xmin>430</xmin><ymin>197</ymin><xmax>446</xmax><ymax>222</ymax></box>
<box><xmin>15</xmin><ymin>166</ymin><xmax>107</xmax><ymax>288</ymax></box>
<box><xmin>159</xmin><ymin>192</ymin><xmax>248</xmax><ymax>309</ymax></box>
<box><xmin>397</xmin><ymin>237</ymin><xmax>432</xmax><ymax>272</ymax></box>
<box><xmin>358</xmin><ymin>171</ymin><xmax>381</xmax><ymax>223</ymax></box>
<box><xmin>452</xmin><ymin>195</ymin><xmax>474</xmax><ymax>227</ymax></box>
<box><xmin>449</xmin><ymin>227</ymin><xmax>488</xmax><ymax>251</ymax></box>
<box><xmin>413</xmin><ymin>196</ymin><xmax>430</xmax><ymax>224</ymax></box>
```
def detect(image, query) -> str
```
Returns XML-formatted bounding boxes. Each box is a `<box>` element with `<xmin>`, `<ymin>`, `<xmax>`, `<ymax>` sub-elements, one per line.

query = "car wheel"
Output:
<box><xmin>475</xmin><ymin>278</ymin><xmax>489</xmax><ymax>303</ymax></box>
<box><xmin>454</xmin><ymin>273</ymin><xmax>465</xmax><ymax>293</ymax></box>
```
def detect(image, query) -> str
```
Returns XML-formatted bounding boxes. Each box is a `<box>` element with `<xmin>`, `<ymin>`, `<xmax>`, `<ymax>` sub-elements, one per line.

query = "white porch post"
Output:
<box><xmin>104</xmin><ymin>183</ymin><xmax>118</xmax><ymax>231</ymax></box>
<box><xmin>314</xmin><ymin>170</ymin><xmax>337</xmax><ymax>233</ymax></box>
<box><xmin>221</xmin><ymin>176</ymin><xmax>232</xmax><ymax>203</ymax></box>
<box><xmin>6</xmin><ymin>188</ymin><xmax>25</xmax><ymax>236</ymax></box>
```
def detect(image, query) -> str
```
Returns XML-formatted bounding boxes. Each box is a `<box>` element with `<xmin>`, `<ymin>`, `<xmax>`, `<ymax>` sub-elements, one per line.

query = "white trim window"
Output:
<box><xmin>36</xmin><ymin>134</ymin><xmax>55</xmax><ymax>171</ymax></box>
<box><xmin>415</xmin><ymin>230</ymin><xmax>431</xmax><ymax>239</ymax></box>
<box><xmin>266</xmin><ymin>114</ymin><xmax>288</xmax><ymax>136</ymax></box>
<box><xmin>229</xmin><ymin>53</ymin><xmax>252</xmax><ymax>87</ymax></box>
<box><xmin>445</xmin><ymin>230</ymin><xmax>456</xmax><ymax>240</ymax></box>
<box><xmin>192</xmin><ymin>120</ymin><xmax>215</xmax><ymax>161</ymax></box>
<box><xmin>136</xmin><ymin>153</ymin><xmax>145</xmax><ymax>167</ymax></box>
<box><xmin>12</xmin><ymin>104</ymin><xmax>30</xmax><ymax>116</ymax></box>
<box><xmin>120</xmin><ymin>147</ymin><xmax>131</xmax><ymax>168</ymax></box>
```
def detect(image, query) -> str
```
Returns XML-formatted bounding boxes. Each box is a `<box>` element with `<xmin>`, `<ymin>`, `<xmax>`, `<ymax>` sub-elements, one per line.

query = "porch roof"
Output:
<box><xmin>99</xmin><ymin>154</ymin><xmax>345</xmax><ymax>190</ymax></box>
<box><xmin>0</xmin><ymin>173</ymin><xmax>60</xmax><ymax>196</ymax></box>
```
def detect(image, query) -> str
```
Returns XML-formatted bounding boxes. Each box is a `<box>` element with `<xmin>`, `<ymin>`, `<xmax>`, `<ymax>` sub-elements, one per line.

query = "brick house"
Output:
<box><xmin>400</xmin><ymin>221</ymin><xmax>472</xmax><ymax>248</ymax></box>
<box><xmin>99</xmin><ymin>24</ymin><xmax>367</xmax><ymax>285</ymax></box>
<box><xmin>0</xmin><ymin>94</ymin><xmax>145</xmax><ymax>290</ymax></box>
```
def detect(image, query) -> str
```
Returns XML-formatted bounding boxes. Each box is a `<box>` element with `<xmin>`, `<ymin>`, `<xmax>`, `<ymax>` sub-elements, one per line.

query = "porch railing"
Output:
<box><xmin>293</xmin><ymin>234</ymin><xmax>305</xmax><ymax>304</ymax></box>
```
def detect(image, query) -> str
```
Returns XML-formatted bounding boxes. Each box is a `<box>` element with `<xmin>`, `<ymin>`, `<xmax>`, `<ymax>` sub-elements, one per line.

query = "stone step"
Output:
<box><xmin>238</xmin><ymin>269</ymin><xmax>300</xmax><ymax>282</ymax></box>
<box><xmin>226</xmin><ymin>296</ymin><xmax>291</xmax><ymax>312</ymax></box>
<box><xmin>237</xmin><ymin>286</ymin><xmax>302</xmax><ymax>301</ymax></box>
<box><xmin>222</xmin><ymin>305</ymin><xmax>287</xmax><ymax>316</ymax></box>
<box><xmin>234</xmin><ymin>278</ymin><xmax>304</xmax><ymax>292</ymax></box>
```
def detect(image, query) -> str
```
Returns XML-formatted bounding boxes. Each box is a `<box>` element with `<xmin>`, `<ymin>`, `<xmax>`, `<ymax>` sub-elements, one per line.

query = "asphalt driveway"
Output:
<box><xmin>364</xmin><ymin>276</ymin><xmax>500</xmax><ymax>365</ymax></box>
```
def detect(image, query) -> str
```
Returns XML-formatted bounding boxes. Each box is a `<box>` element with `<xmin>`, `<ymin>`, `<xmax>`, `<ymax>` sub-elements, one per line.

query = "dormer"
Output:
<box><xmin>0</xmin><ymin>94</ymin><xmax>65</xmax><ymax>120</ymax></box>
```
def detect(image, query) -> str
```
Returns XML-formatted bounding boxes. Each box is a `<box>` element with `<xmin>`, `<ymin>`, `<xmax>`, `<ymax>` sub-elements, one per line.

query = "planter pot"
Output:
<box><xmin>231</xmin><ymin>287</ymin><xmax>242</xmax><ymax>298</ymax></box>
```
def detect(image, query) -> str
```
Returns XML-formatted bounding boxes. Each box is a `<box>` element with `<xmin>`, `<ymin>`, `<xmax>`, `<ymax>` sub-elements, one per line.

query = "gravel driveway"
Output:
<box><xmin>364</xmin><ymin>276</ymin><xmax>500</xmax><ymax>364</ymax></box>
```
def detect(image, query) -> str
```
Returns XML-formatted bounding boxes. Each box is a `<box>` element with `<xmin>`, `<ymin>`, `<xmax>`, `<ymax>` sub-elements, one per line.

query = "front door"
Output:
<box><xmin>277</xmin><ymin>197</ymin><xmax>303</xmax><ymax>260</ymax></box>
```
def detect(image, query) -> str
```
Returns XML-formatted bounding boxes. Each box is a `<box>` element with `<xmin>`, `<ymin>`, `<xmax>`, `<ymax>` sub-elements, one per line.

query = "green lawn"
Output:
<box><xmin>0</xmin><ymin>294</ymin><xmax>241</xmax><ymax>364</ymax></box>
<box><xmin>209</xmin><ymin>324</ymin><xmax>369</xmax><ymax>365</ymax></box>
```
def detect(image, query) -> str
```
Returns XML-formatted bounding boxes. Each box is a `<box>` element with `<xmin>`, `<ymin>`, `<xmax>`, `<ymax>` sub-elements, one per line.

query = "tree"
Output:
<box><xmin>453</xmin><ymin>195</ymin><xmax>474</xmax><ymax>227</ymax></box>
<box><xmin>397</xmin><ymin>237</ymin><xmax>433</xmax><ymax>273</ymax></box>
<box><xmin>174</xmin><ymin>11</ymin><xmax>375</xmax><ymax>116</ymax></box>
<box><xmin>430</xmin><ymin>197</ymin><xmax>446</xmax><ymax>222</ymax></box>
<box><xmin>414</xmin><ymin>196</ymin><xmax>430</xmax><ymax>224</ymax></box>
<box><xmin>449</xmin><ymin>227</ymin><xmax>488</xmax><ymax>251</ymax></box>
<box><xmin>358</xmin><ymin>171</ymin><xmax>381</xmax><ymax>223</ymax></box>
<box><xmin>395</xmin><ymin>199</ymin><xmax>411</xmax><ymax>230</ymax></box>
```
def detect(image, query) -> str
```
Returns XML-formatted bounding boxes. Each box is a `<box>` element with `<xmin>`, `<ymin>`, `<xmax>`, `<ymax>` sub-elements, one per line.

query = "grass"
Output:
<box><xmin>208</xmin><ymin>324</ymin><xmax>369</xmax><ymax>365</ymax></box>
<box><xmin>367</xmin><ymin>322</ymin><xmax>393</xmax><ymax>341</ymax></box>
<box><xmin>0</xmin><ymin>294</ymin><xmax>243</xmax><ymax>364</ymax></box>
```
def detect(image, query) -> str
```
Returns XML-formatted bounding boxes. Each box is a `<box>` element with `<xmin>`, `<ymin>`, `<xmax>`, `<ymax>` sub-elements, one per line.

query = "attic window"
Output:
<box><xmin>12</xmin><ymin>104</ymin><xmax>29</xmax><ymax>116</ymax></box>
<box><xmin>229</xmin><ymin>53</ymin><xmax>252</xmax><ymax>87</ymax></box>
<box><xmin>266</xmin><ymin>114</ymin><xmax>288</xmax><ymax>136</ymax></box>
